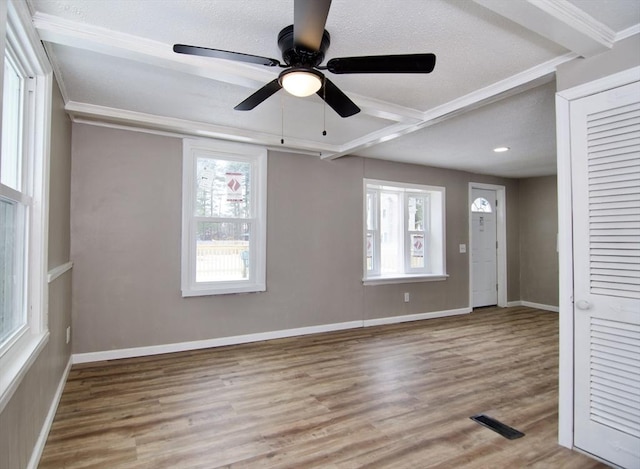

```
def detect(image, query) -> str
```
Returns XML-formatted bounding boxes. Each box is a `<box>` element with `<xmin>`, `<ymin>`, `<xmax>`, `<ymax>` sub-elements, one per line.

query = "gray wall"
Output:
<box><xmin>70</xmin><ymin>124</ymin><xmax>522</xmax><ymax>354</ymax></box>
<box><xmin>519</xmin><ymin>176</ymin><xmax>558</xmax><ymax>306</ymax></box>
<box><xmin>0</xmin><ymin>79</ymin><xmax>72</xmax><ymax>468</ymax></box>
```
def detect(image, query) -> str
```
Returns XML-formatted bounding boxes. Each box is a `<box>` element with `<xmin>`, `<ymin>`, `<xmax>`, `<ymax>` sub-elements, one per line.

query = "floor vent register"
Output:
<box><xmin>470</xmin><ymin>414</ymin><xmax>525</xmax><ymax>440</ymax></box>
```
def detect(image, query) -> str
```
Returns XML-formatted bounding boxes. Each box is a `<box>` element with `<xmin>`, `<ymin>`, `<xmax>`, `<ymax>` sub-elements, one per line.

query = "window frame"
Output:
<box><xmin>363</xmin><ymin>179</ymin><xmax>447</xmax><ymax>285</ymax></box>
<box><xmin>181</xmin><ymin>138</ymin><xmax>267</xmax><ymax>296</ymax></box>
<box><xmin>1</xmin><ymin>44</ymin><xmax>26</xmax><ymax>192</ymax></box>
<box><xmin>0</xmin><ymin>0</ymin><xmax>52</xmax><ymax>412</ymax></box>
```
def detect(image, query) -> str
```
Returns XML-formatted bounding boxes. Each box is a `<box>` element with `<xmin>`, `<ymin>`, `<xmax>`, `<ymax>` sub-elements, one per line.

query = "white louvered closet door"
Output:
<box><xmin>572</xmin><ymin>80</ymin><xmax>640</xmax><ymax>469</ymax></box>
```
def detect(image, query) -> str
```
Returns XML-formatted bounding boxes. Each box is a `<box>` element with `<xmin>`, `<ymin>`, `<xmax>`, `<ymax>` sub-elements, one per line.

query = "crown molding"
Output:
<box><xmin>530</xmin><ymin>0</ymin><xmax>616</xmax><ymax>47</ymax></box>
<box><xmin>616</xmin><ymin>24</ymin><xmax>640</xmax><ymax>42</ymax></box>
<box><xmin>473</xmin><ymin>0</ymin><xmax>615</xmax><ymax>57</ymax></box>
<box><xmin>66</xmin><ymin>101</ymin><xmax>343</xmax><ymax>154</ymax></box>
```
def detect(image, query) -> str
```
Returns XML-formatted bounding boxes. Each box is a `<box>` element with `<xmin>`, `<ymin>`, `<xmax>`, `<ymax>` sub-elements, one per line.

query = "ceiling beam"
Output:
<box><xmin>473</xmin><ymin>0</ymin><xmax>616</xmax><ymax>57</ymax></box>
<box><xmin>32</xmin><ymin>12</ymin><xmax>272</xmax><ymax>89</ymax></box>
<box><xmin>32</xmin><ymin>12</ymin><xmax>423</xmax><ymax>125</ymax></box>
<box><xmin>323</xmin><ymin>52</ymin><xmax>576</xmax><ymax>160</ymax></box>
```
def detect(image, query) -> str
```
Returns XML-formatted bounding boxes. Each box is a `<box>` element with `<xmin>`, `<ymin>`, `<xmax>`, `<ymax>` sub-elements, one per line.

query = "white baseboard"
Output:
<box><xmin>72</xmin><ymin>320</ymin><xmax>364</xmax><ymax>364</ymax></box>
<box><xmin>363</xmin><ymin>307</ymin><xmax>471</xmax><ymax>327</ymax></box>
<box><xmin>506</xmin><ymin>301</ymin><xmax>559</xmax><ymax>313</ymax></box>
<box><xmin>72</xmin><ymin>306</ymin><xmax>477</xmax><ymax>364</ymax></box>
<box><xmin>27</xmin><ymin>356</ymin><xmax>72</xmax><ymax>469</ymax></box>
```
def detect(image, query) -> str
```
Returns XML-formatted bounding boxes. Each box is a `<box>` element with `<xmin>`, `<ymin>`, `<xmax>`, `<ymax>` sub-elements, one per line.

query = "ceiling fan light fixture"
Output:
<box><xmin>279</xmin><ymin>68</ymin><xmax>323</xmax><ymax>97</ymax></box>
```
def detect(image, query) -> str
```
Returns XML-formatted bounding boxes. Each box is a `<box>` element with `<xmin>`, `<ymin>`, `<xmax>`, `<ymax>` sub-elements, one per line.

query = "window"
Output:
<box><xmin>364</xmin><ymin>179</ymin><xmax>446</xmax><ymax>283</ymax></box>
<box><xmin>1</xmin><ymin>49</ymin><xmax>27</xmax><ymax>349</ymax></box>
<box><xmin>0</xmin><ymin>0</ymin><xmax>52</xmax><ymax>410</ymax></box>
<box><xmin>471</xmin><ymin>197</ymin><xmax>492</xmax><ymax>212</ymax></box>
<box><xmin>182</xmin><ymin>139</ymin><xmax>267</xmax><ymax>296</ymax></box>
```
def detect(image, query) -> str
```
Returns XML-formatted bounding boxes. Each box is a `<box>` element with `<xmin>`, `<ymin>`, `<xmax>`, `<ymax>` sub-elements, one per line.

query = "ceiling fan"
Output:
<box><xmin>173</xmin><ymin>0</ymin><xmax>436</xmax><ymax>118</ymax></box>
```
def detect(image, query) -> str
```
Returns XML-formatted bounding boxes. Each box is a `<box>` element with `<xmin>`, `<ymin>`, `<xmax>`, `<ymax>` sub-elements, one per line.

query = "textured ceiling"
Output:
<box><xmin>29</xmin><ymin>0</ymin><xmax>640</xmax><ymax>177</ymax></box>
<box><xmin>356</xmin><ymin>80</ymin><xmax>558</xmax><ymax>178</ymax></box>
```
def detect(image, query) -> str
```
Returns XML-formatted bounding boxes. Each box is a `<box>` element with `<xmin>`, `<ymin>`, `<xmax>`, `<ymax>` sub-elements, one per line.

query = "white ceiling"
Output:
<box><xmin>29</xmin><ymin>0</ymin><xmax>640</xmax><ymax>178</ymax></box>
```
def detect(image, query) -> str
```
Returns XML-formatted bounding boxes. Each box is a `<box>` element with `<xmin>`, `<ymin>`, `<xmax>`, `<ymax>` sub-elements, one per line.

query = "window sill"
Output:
<box><xmin>182</xmin><ymin>283</ymin><xmax>266</xmax><ymax>297</ymax></box>
<box><xmin>363</xmin><ymin>274</ymin><xmax>448</xmax><ymax>286</ymax></box>
<box><xmin>0</xmin><ymin>330</ymin><xmax>49</xmax><ymax>413</ymax></box>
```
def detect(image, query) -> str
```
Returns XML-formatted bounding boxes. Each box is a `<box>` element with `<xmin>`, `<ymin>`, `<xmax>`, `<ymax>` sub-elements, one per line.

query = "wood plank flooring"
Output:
<box><xmin>39</xmin><ymin>307</ymin><xmax>607</xmax><ymax>468</ymax></box>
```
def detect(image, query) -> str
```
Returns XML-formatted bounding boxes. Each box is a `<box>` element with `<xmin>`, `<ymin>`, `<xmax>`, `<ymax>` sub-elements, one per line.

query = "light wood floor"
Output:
<box><xmin>39</xmin><ymin>307</ymin><xmax>607</xmax><ymax>468</ymax></box>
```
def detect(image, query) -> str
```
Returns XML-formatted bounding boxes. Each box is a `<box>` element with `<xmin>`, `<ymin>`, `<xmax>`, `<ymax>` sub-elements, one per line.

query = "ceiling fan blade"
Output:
<box><xmin>234</xmin><ymin>79</ymin><xmax>282</xmax><ymax>111</ymax></box>
<box><xmin>326</xmin><ymin>53</ymin><xmax>436</xmax><ymax>74</ymax></box>
<box><xmin>294</xmin><ymin>0</ymin><xmax>332</xmax><ymax>51</ymax></box>
<box><xmin>317</xmin><ymin>77</ymin><xmax>360</xmax><ymax>118</ymax></box>
<box><xmin>173</xmin><ymin>44</ymin><xmax>281</xmax><ymax>67</ymax></box>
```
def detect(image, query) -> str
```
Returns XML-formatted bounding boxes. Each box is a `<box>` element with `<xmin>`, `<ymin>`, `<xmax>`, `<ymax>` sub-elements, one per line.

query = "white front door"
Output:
<box><xmin>471</xmin><ymin>188</ymin><xmax>497</xmax><ymax>307</ymax></box>
<box><xmin>572</xmin><ymin>80</ymin><xmax>640</xmax><ymax>469</ymax></box>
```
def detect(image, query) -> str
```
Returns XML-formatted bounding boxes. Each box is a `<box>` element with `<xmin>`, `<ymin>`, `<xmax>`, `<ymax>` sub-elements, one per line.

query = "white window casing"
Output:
<box><xmin>0</xmin><ymin>0</ymin><xmax>52</xmax><ymax>413</ymax></box>
<box><xmin>363</xmin><ymin>179</ymin><xmax>447</xmax><ymax>285</ymax></box>
<box><xmin>181</xmin><ymin>138</ymin><xmax>267</xmax><ymax>296</ymax></box>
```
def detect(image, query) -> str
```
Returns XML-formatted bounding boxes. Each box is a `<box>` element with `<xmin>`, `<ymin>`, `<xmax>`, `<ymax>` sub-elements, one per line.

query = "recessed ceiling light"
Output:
<box><xmin>493</xmin><ymin>146</ymin><xmax>510</xmax><ymax>153</ymax></box>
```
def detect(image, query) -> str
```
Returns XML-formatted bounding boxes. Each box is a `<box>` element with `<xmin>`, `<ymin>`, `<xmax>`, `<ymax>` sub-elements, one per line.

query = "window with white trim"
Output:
<box><xmin>181</xmin><ymin>139</ymin><xmax>267</xmax><ymax>296</ymax></box>
<box><xmin>364</xmin><ymin>179</ymin><xmax>446</xmax><ymax>283</ymax></box>
<box><xmin>0</xmin><ymin>0</ymin><xmax>52</xmax><ymax>409</ymax></box>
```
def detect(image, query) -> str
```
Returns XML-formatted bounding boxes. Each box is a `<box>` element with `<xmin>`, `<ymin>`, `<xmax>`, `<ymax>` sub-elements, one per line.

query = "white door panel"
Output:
<box><xmin>572</xmin><ymin>80</ymin><xmax>640</xmax><ymax>469</ymax></box>
<box><xmin>472</xmin><ymin>188</ymin><xmax>497</xmax><ymax>307</ymax></box>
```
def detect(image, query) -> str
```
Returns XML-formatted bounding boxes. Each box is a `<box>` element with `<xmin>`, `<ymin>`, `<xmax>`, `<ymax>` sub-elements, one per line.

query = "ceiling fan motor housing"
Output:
<box><xmin>278</xmin><ymin>24</ymin><xmax>330</xmax><ymax>67</ymax></box>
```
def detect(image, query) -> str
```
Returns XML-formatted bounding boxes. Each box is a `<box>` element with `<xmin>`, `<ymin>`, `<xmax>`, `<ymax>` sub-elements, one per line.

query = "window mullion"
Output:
<box><xmin>398</xmin><ymin>191</ymin><xmax>404</xmax><ymax>272</ymax></box>
<box><xmin>193</xmin><ymin>216</ymin><xmax>255</xmax><ymax>223</ymax></box>
<box><xmin>0</xmin><ymin>184</ymin><xmax>29</xmax><ymax>204</ymax></box>
<box><xmin>403</xmin><ymin>192</ymin><xmax>411</xmax><ymax>274</ymax></box>
<box><xmin>373</xmin><ymin>189</ymin><xmax>381</xmax><ymax>275</ymax></box>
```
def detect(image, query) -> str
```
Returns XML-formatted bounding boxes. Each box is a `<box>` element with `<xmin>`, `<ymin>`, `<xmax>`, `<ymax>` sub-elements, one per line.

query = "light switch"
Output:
<box><xmin>459</xmin><ymin>244</ymin><xmax>466</xmax><ymax>253</ymax></box>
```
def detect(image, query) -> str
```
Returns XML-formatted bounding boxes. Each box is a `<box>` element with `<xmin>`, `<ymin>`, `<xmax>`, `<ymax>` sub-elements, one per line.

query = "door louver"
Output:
<box><xmin>590</xmin><ymin>317</ymin><xmax>640</xmax><ymax>437</ymax></box>
<box><xmin>587</xmin><ymin>102</ymin><xmax>640</xmax><ymax>300</ymax></box>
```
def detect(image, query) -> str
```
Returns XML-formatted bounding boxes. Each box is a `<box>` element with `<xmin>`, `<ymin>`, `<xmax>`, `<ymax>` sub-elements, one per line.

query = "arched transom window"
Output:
<box><xmin>471</xmin><ymin>197</ymin><xmax>492</xmax><ymax>213</ymax></box>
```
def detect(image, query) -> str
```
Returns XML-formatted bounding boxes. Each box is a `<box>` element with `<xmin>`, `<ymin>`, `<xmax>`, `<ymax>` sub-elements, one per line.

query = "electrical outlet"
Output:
<box><xmin>66</xmin><ymin>326</ymin><xmax>71</xmax><ymax>344</ymax></box>
<box><xmin>404</xmin><ymin>292</ymin><xmax>410</xmax><ymax>303</ymax></box>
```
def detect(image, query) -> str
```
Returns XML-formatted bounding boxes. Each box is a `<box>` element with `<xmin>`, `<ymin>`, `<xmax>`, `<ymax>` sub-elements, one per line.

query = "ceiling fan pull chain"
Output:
<box><xmin>281</xmin><ymin>94</ymin><xmax>285</xmax><ymax>144</ymax></box>
<box><xmin>322</xmin><ymin>75</ymin><xmax>327</xmax><ymax>136</ymax></box>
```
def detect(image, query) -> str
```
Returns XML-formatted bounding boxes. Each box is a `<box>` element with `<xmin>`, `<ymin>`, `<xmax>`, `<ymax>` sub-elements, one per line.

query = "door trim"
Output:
<box><xmin>555</xmin><ymin>65</ymin><xmax>640</xmax><ymax>449</ymax></box>
<box><xmin>468</xmin><ymin>183</ymin><xmax>507</xmax><ymax>309</ymax></box>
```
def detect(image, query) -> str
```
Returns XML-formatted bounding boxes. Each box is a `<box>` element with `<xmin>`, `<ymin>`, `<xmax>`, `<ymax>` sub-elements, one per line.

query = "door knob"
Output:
<box><xmin>576</xmin><ymin>300</ymin><xmax>592</xmax><ymax>310</ymax></box>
